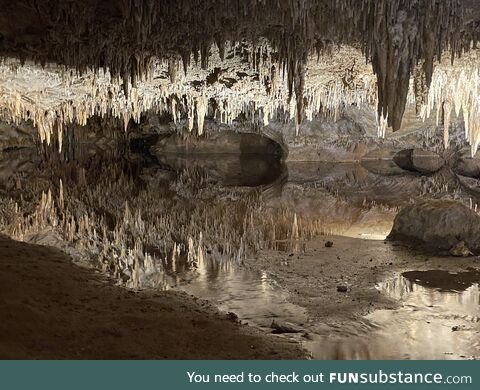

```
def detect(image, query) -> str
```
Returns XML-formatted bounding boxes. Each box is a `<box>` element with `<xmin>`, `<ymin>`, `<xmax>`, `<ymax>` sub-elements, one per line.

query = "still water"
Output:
<box><xmin>306</xmin><ymin>270</ymin><xmax>480</xmax><ymax>359</ymax></box>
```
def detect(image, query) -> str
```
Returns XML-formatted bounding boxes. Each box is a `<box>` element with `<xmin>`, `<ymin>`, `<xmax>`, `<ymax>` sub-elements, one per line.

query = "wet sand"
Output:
<box><xmin>0</xmin><ymin>235</ymin><xmax>304</xmax><ymax>359</ymax></box>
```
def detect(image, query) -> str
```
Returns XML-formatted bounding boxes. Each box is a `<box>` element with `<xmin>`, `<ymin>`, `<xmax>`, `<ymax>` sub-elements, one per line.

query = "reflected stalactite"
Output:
<box><xmin>0</xmin><ymin>153</ymin><xmax>339</xmax><ymax>290</ymax></box>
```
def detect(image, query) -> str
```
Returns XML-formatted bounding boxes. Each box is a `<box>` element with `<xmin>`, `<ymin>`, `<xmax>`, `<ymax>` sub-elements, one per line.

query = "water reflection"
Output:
<box><xmin>360</xmin><ymin>159</ymin><xmax>407</xmax><ymax>176</ymax></box>
<box><xmin>156</xmin><ymin>153</ymin><xmax>285</xmax><ymax>187</ymax></box>
<box><xmin>3</xmin><ymin>146</ymin><xmax>480</xmax><ymax>359</ymax></box>
<box><xmin>175</xmin><ymin>254</ymin><xmax>309</xmax><ymax>329</ymax></box>
<box><xmin>307</xmin><ymin>270</ymin><xmax>480</xmax><ymax>360</ymax></box>
<box><xmin>402</xmin><ymin>269</ymin><xmax>480</xmax><ymax>293</ymax></box>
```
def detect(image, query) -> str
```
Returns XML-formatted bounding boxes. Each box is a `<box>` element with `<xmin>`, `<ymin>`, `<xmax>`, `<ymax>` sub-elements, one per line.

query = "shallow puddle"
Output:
<box><xmin>306</xmin><ymin>270</ymin><xmax>480</xmax><ymax>360</ymax></box>
<box><xmin>175</xmin><ymin>255</ymin><xmax>309</xmax><ymax>330</ymax></box>
<box><xmin>164</xmin><ymin>257</ymin><xmax>480</xmax><ymax>360</ymax></box>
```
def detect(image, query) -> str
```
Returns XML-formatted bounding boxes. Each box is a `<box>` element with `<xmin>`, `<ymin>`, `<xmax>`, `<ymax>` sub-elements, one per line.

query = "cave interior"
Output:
<box><xmin>1</xmin><ymin>0</ymin><xmax>480</xmax><ymax>360</ymax></box>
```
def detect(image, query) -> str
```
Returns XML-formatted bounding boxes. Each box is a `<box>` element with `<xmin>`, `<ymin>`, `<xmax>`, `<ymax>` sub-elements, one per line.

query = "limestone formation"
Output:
<box><xmin>0</xmin><ymin>1</ymin><xmax>479</xmax><ymax>154</ymax></box>
<box><xmin>2</xmin><ymin>0</ymin><xmax>480</xmax><ymax>361</ymax></box>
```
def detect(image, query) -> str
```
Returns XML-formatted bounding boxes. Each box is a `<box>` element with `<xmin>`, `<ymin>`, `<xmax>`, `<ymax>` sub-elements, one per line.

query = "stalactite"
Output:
<box><xmin>0</xmin><ymin>0</ymin><xmax>475</xmax><ymax>137</ymax></box>
<box><xmin>187</xmin><ymin>237</ymin><xmax>195</xmax><ymax>265</ymax></box>
<box><xmin>377</xmin><ymin>112</ymin><xmax>388</xmax><ymax>139</ymax></box>
<box><xmin>291</xmin><ymin>213</ymin><xmax>299</xmax><ymax>240</ymax></box>
<box><xmin>419</xmin><ymin>51</ymin><xmax>480</xmax><ymax>155</ymax></box>
<box><xmin>59</xmin><ymin>179</ymin><xmax>64</xmax><ymax>211</ymax></box>
<box><xmin>1</xmin><ymin>154</ymin><xmax>405</xmax><ymax>290</ymax></box>
<box><xmin>0</xmin><ymin>45</ymin><xmax>379</xmax><ymax>146</ymax></box>
<box><xmin>196</xmin><ymin>95</ymin><xmax>207</xmax><ymax>136</ymax></box>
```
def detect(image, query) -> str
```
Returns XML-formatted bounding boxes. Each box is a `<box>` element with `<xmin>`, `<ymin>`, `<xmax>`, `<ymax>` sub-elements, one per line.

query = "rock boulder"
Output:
<box><xmin>388</xmin><ymin>200</ymin><xmax>480</xmax><ymax>255</ymax></box>
<box><xmin>393</xmin><ymin>149</ymin><xmax>444</xmax><ymax>174</ymax></box>
<box><xmin>453</xmin><ymin>149</ymin><xmax>480</xmax><ymax>179</ymax></box>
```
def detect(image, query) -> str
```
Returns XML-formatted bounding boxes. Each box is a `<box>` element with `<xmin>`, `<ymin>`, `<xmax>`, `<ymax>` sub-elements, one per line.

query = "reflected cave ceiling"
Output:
<box><xmin>0</xmin><ymin>0</ymin><xmax>479</xmax><ymax>153</ymax></box>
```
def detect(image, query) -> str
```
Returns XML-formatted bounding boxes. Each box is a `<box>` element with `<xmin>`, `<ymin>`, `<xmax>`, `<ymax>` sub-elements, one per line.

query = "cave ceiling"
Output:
<box><xmin>0</xmin><ymin>0</ymin><xmax>479</xmax><ymax>152</ymax></box>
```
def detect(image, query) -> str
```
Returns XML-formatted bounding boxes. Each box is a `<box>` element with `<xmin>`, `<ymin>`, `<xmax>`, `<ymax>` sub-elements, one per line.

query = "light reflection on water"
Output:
<box><xmin>175</xmin><ymin>254</ymin><xmax>309</xmax><ymax>330</ymax></box>
<box><xmin>307</xmin><ymin>270</ymin><xmax>480</xmax><ymax>360</ymax></box>
<box><xmin>162</xmin><ymin>239</ymin><xmax>480</xmax><ymax>360</ymax></box>
<box><xmin>166</xmin><ymin>247</ymin><xmax>480</xmax><ymax>360</ymax></box>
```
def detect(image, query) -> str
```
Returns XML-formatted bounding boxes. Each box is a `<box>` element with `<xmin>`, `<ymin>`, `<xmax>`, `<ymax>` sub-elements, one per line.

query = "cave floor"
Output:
<box><xmin>2</xmin><ymin>231</ymin><xmax>479</xmax><ymax>360</ymax></box>
<box><xmin>249</xmin><ymin>236</ymin><xmax>480</xmax><ymax>359</ymax></box>
<box><xmin>0</xmin><ymin>235</ymin><xmax>304</xmax><ymax>359</ymax></box>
